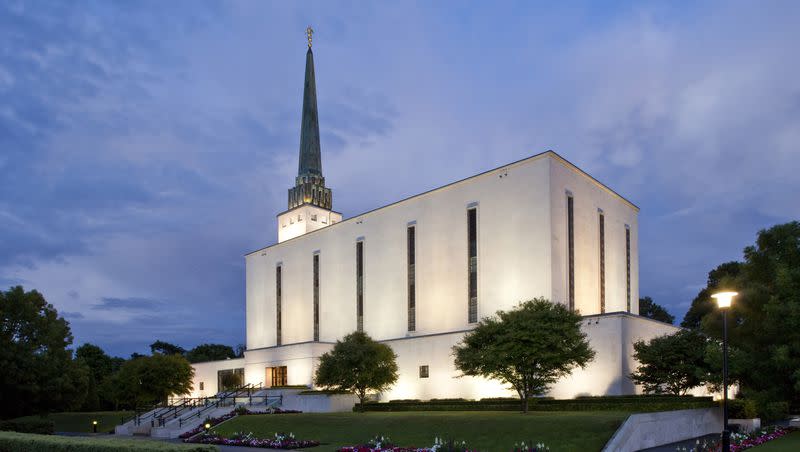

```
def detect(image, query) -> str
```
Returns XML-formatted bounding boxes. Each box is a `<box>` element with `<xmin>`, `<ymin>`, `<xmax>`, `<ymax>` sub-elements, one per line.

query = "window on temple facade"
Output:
<box><xmin>599</xmin><ymin>211</ymin><xmax>605</xmax><ymax>313</ymax></box>
<box><xmin>467</xmin><ymin>207</ymin><xmax>478</xmax><ymax>323</ymax></box>
<box><xmin>407</xmin><ymin>225</ymin><xmax>416</xmax><ymax>332</ymax></box>
<box><xmin>313</xmin><ymin>253</ymin><xmax>320</xmax><ymax>341</ymax></box>
<box><xmin>626</xmin><ymin>226</ymin><xmax>631</xmax><ymax>312</ymax></box>
<box><xmin>567</xmin><ymin>194</ymin><xmax>575</xmax><ymax>311</ymax></box>
<box><xmin>356</xmin><ymin>240</ymin><xmax>364</xmax><ymax>332</ymax></box>
<box><xmin>276</xmin><ymin>265</ymin><xmax>282</xmax><ymax>346</ymax></box>
<box><xmin>419</xmin><ymin>365</ymin><xmax>429</xmax><ymax>378</ymax></box>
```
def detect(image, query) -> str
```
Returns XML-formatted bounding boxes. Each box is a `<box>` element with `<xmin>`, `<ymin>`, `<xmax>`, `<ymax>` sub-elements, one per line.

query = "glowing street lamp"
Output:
<box><xmin>711</xmin><ymin>291</ymin><xmax>737</xmax><ymax>452</ymax></box>
<box><xmin>92</xmin><ymin>420</ymin><xmax>98</xmax><ymax>434</ymax></box>
<box><xmin>204</xmin><ymin>422</ymin><xmax>211</xmax><ymax>431</ymax></box>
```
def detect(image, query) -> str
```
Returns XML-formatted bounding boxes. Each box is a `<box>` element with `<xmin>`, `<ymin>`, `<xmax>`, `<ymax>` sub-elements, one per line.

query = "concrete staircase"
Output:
<box><xmin>115</xmin><ymin>383</ymin><xmax>280</xmax><ymax>439</ymax></box>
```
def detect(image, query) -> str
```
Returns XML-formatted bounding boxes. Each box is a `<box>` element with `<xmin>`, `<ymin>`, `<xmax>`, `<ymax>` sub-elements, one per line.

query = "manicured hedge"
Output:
<box><xmin>357</xmin><ymin>395</ymin><xmax>715</xmax><ymax>412</ymax></box>
<box><xmin>0</xmin><ymin>418</ymin><xmax>54</xmax><ymax>435</ymax></box>
<box><xmin>0</xmin><ymin>431</ymin><xmax>217</xmax><ymax>452</ymax></box>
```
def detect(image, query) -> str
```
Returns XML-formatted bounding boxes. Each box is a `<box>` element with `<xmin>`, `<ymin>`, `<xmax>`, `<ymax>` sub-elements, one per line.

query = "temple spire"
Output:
<box><xmin>298</xmin><ymin>27</ymin><xmax>322</xmax><ymax>177</ymax></box>
<box><xmin>288</xmin><ymin>26</ymin><xmax>332</xmax><ymax>211</ymax></box>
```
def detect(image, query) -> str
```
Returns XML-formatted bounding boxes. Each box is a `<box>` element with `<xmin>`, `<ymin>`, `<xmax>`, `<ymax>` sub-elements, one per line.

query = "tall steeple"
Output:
<box><xmin>298</xmin><ymin>27</ymin><xmax>322</xmax><ymax>177</ymax></box>
<box><xmin>288</xmin><ymin>26</ymin><xmax>332</xmax><ymax>211</ymax></box>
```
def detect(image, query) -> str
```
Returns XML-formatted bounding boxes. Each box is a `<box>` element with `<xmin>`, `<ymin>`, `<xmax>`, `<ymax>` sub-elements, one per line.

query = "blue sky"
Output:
<box><xmin>1</xmin><ymin>1</ymin><xmax>798</xmax><ymax>357</ymax></box>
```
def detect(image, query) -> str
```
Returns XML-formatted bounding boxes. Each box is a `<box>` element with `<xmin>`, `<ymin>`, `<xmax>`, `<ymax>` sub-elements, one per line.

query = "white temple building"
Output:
<box><xmin>189</xmin><ymin>35</ymin><xmax>679</xmax><ymax>404</ymax></box>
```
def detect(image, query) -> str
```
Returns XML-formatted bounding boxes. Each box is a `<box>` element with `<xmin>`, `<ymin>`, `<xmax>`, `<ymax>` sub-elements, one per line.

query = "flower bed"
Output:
<box><xmin>188</xmin><ymin>431</ymin><xmax>319</xmax><ymax>449</ymax></box>
<box><xmin>337</xmin><ymin>436</ymin><xmax>549</xmax><ymax>452</ymax></box>
<box><xmin>676</xmin><ymin>426</ymin><xmax>794</xmax><ymax>452</ymax></box>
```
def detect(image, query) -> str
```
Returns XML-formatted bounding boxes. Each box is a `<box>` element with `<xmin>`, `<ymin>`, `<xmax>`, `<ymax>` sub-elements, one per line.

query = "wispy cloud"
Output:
<box><xmin>92</xmin><ymin>297</ymin><xmax>161</xmax><ymax>311</ymax></box>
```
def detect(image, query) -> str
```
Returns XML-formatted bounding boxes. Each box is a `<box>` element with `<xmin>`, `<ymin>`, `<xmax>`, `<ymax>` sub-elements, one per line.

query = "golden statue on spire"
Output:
<box><xmin>306</xmin><ymin>26</ymin><xmax>313</xmax><ymax>48</ymax></box>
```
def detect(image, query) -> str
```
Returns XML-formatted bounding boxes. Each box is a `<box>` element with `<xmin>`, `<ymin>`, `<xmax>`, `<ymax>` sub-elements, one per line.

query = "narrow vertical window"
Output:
<box><xmin>567</xmin><ymin>195</ymin><xmax>575</xmax><ymax>311</ymax></box>
<box><xmin>467</xmin><ymin>207</ymin><xmax>478</xmax><ymax>323</ymax></box>
<box><xmin>599</xmin><ymin>212</ymin><xmax>605</xmax><ymax>313</ymax></box>
<box><xmin>625</xmin><ymin>226</ymin><xmax>631</xmax><ymax>312</ymax></box>
<box><xmin>276</xmin><ymin>265</ymin><xmax>282</xmax><ymax>346</ymax></box>
<box><xmin>356</xmin><ymin>240</ymin><xmax>364</xmax><ymax>332</ymax></box>
<box><xmin>313</xmin><ymin>253</ymin><xmax>319</xmax><ymax>341</ymax></box>
<box><xmin>407</xmin><ymin>225</ymin><xmax>416</xmax><ymax>332</ymax></box>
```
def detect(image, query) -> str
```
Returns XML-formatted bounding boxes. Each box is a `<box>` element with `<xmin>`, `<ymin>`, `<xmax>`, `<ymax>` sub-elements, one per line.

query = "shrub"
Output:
<box><xmin>0</xmin><ymin>431</ymin><xmax>216</xmax><ymax>451</ymax></box>
<box><xmin>727</xmin><ymin>399</ymin><xmax>758</xmax><ymax>419</ymax></box>
<box><xmin>0</xmin><ymin>418</ymin><xmax>54</xmax><ymax>435</ymax></box>
<box><xmin>757</xmin><ymin>401</ymin><xmax>789</xmax><ymax>421</ymax></box>
<box><xmin>356</xmin><ymin>395</ymin><xmax>715</xmax><ymax>412</ymax></box>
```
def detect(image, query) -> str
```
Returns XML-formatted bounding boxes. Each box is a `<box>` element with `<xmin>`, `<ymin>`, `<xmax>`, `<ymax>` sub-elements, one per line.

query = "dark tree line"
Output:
<box><xmin>0</xmin><ymin>285</ymin><xmax>243</xmax><ymax>418</ymax></box>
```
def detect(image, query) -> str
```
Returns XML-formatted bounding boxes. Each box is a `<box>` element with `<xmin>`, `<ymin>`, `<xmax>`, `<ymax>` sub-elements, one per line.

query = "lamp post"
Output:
<box><xmin>92</xmin><ymin>420</ymin><xmax>97</xmax><ymax>434</ymax></box>
<box><xmin>711</xmin><ymin>291</ymin><xmax>737</xmax><ymax>452</ymax></box>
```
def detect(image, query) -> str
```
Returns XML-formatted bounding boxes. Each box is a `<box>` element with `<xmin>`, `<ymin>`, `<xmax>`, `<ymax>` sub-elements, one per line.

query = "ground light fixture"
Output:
<box><xmin>92</xmin><ymin>420</ymin><xmax>97</xmax><ymax>434</ymax></box>
<box><xmin>711</xmin><ymin>291</ymin><xmax>737</xmax><ymax>452</ymax></box>
<box><xmin>204</xmin><ymin>422</ymin><xmax>211</xmax><ymax>431</ymax></box>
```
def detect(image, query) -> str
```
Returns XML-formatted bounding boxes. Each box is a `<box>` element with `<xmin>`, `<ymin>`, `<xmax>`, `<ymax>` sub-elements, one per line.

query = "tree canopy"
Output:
<box><xmin>186</xmin><ymin>343</ymin><xmax>237</xmax><ymax>363</ymax></box>
<box><xmin>314</xmin><ymin>331</ymin><xmax>398</xmax><ymax>409</ymax></box>
<box><xmin>149</xmin><ymin>340</ymin><xmax>186</xmax><ymax>356</ymax></box>
<box><xmin>638</xmin><ymin>296</ymin><xmax>675</xmax><ymax>324</ymax></box>
<box><xmin>112</xmin><ymin>353</ymin><xmax>194</xmax><ymax>408</ymax></box>
<box><xmin>0</xmin><ymin>286</ymin><xmax>89</xmax><ymax>418</ymax></box>
<box><xmin>453</xmin><ymin>298</ymin><xmax>595</xmax><ymax>412</ymax></box>
<box><xmin>681</xmin><ymin>221</ymin><xmax>800</xmax><ymax>408</ymax></box>
<box><xmin>629</xmin><ymin>329</ymin><xmax>707</xmax><ymax>395</ymax></box>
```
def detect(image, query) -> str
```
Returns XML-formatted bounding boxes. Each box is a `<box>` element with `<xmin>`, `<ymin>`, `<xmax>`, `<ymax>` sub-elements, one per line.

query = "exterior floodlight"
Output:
<box><xmin>712</xmin><ymin>291</ymin><xmax>737</xmax><ymax>309</ymax></box>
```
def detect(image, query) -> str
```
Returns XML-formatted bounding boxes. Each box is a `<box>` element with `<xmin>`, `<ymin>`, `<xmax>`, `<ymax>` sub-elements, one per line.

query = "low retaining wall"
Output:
<box><xmin>602</xmin><ymin>408</ymin><xmax>723</xmax><ymax>452</ymax></box>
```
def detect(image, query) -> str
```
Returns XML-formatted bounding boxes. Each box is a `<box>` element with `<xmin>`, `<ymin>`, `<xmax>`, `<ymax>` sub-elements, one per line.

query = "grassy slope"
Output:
<box><xmin>751</xmin><ymin>431</ymin><xmax>800</xmax><ymax>451</ymax></box>
<box><xmin>12</xmin><ymin>411</ymin><xmax>132</xmax><ymax>433</ymax></box>
<box><xmin>214</xmin><ymin>411</ymin><xmax>630</xmax><ymax>451</ymax></box>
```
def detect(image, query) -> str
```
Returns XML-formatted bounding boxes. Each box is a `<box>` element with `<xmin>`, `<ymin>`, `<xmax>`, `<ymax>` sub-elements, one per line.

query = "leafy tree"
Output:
<box><xmin>75</xmin><ymin>343</ymin><xmax>125</xmax><ymax>411</ymax></box>
<box><xmin>681</xmin><ymin>222</ymin><xmax>800</xmax><ymax>408</ymax></box>
<box><xmin>630</xmin><ymin>329</ymin><xmax>708</xmax><ymax>395</ymax></box>
<box><xmin>149</xmin><ymin>340</ymin><xmax>186</xmax><ymax>356</ymax></box>
<box><xmin>0</xmin><ymin>286</ymin><xmax>89</xmax><ymax>418</ymax></box>
<box><xmin>681</xmin><ymin>262</ymin><xmax>742</xmax><ymax>329</ymax></box>
<box><xmin>114</xmin><ymin>353</ymin><xmax>194</xmax><ymax>408</ymax></box>
<box><xmin>186</xmin><ymin>343</ymin><xmax>236</xmax><ymax>363</ymax></box>
<box><xmin>315</xmin><ymin>331</ymin><xmax>399</xmax><ymax>410</ymax></box>
<box><xmin>638</xmin><ymin>296</ymin><xmax>675</xmax><ymax>324</ymax></box>
<box><xmin>453</xmin><ymin>298</ymin><xmax>595</xmax><ymax>412</ymax></box>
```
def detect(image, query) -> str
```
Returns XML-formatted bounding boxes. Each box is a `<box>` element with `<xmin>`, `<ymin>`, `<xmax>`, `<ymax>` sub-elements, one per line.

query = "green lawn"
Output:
<box><xmin>751</xmin><ymin>431</ymin><xmax>800</xmax><ymax>451</ymax></box>
<box><xmin>12</xmin><ymin>411</ymin><xmax>133</xmax><ymax>433</ymax></box>
<box><xmin>214</xmin><ymin>411</ymin><xmax>630</xmax><ymax>451</ymax></box>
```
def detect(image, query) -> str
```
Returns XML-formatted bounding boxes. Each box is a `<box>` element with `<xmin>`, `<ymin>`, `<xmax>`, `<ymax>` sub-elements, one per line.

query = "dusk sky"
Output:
<box><xmin>2</xmin><ymin>1</ymin><xmax>798</xmax><ymax>357</ymax></box>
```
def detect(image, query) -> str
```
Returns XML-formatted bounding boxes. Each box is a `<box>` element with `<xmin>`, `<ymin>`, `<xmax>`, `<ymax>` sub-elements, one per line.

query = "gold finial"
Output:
<box><xmin>306</xmin><ymin>26</ymin><xmax>313</xmax><ymax>48</ymax></box>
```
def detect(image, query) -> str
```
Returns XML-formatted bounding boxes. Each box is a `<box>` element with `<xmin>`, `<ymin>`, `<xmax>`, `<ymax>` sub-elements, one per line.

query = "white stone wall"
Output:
<box><xmin>189</xmin><ymin>357</ymin><xmax>245</xmax><ymax>398</ymax></box>
<box><xmin>549</xmin><ymin>156</ymin><xmax>639</xmax><ymax>315</ymax></box>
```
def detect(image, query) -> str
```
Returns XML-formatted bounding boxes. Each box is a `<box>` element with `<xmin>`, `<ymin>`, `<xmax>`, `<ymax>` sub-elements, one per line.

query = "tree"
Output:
<box><xmin>114</xmin><ymin>353</ymin><xmax>194</xmax><ymax>408</ymax></box>
<box><xmin>453</xmin><ymin>298</ymin><xmax>595</xmax><ymax>413</ymax></box>
<box><xmin>186</xmin><ymin>343</ymin><xmax>237</xmax><ymax>363</ymax></box>
<box><xmin>149</xmin><ymin>340</ymin><xmax>186</xmax><ymax>356</ymax></box>
<box><xmin>639</xmin><ymin>296</ymin><xmax>675</xmax><ymax>324</ymax></box>
<box><xmin>629</xmin><ymin>329</ymin><xmax>708</xmax><ymax>395</ymax></box>
<box><xmin>680</xmin><ymin>222</ymin><xmax>800</xmax><ymax>408</ymax></box>
<box><xmin>681</xmin><ymin>262</ymin><xmax>742</xmax><ymax>329</ymax></box>
<box><xmin>75</xmin><ymin>343</ymin><xmax>125</xmax><ymax>411</ymax></box>
<box><xmin>0</xmin><ymin>286</ymin><xmax>89</xmax><ymax>418</ymax></box>
<box><xmin>314</xmin><ymin>331</ymin><xmax>398</xmax><ymax>410</ymax></box>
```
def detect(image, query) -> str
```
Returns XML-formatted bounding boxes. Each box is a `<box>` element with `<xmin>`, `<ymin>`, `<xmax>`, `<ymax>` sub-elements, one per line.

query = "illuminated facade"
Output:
<box><xmin>189</xmin><ymin>37</ymin><xmax>680</xmax><ymax>403</ymax></box>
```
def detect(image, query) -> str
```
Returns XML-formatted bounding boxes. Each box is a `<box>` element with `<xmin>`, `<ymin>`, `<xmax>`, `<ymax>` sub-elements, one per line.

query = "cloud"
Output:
<box><xmin>92</xmin><ymin>297</ymin><xmax>161</xmax><ymax>311</ymax></box>
<box><xmin>61</xmin><ymin>311</ymin><xmax>84</xmax><ymax>319</ymax></box>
